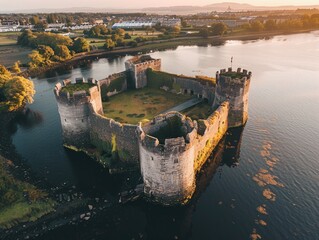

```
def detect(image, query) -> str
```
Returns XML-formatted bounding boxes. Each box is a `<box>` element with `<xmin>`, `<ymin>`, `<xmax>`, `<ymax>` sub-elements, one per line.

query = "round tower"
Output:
<box><xmin>213</xmin><ymin>67</ymin><xmax>251</xmax><ymax>128</ymax></box>
<box><xmin>54</xmin><ymin>78</ymin><xmax>102</xmax><ymax>149</ymax></box>
<box><xmin>138</xmin><ymin>112</ymin><xmax>197</xmax><ymax>206</ymax></box>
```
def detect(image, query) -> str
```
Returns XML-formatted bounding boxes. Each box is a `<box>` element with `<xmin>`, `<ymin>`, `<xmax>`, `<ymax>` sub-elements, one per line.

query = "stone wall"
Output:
<box><xmin>54</xmin><ymin>80</ymin><xmax>103</xmax><ymax>148</ymax></box>
<box><xmin>138</xmin><ymin>104</ymin><xmax>229</xmax><ymax>205</ymax></box>
<box><xmin>138</xmin><ymin>112</ymin><xmax>196</xmax><ymax>205</ymax></box>
<box><xmin>98</xmin><ymin>71</ymin><xmax>128</xmax><ymax>100</ymax></box>
<box><xmin>213</xmin><ymin>68</ymin><xmax>251</xmax><ymax>128</ymax></box>
<box><xmin>146</xmin><ymin>70</ymin><xmax>216</xmax><ymax>103</ymax></box>
<box><xmin>89</xmin><ymin>113</ymin><xmax>139</xmax><ymax>166</ymax></box>
<box><xmin>125</xmin><ymin>55</ymin><xmax>161</xmax><ymax>89</ymax></box>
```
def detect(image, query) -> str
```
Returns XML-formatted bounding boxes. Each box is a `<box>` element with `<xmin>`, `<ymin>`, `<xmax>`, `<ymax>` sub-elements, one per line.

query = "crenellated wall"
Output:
<box><xmin>98</xmin><ymin>71</ymin><xmax>128</xmax><ymax>100</ymax></box>
<box><xmin>213</xmin><ymin>68</ymin><xmax>251</xmax><ymax>128</ymax></box>
<box><xmin>125</xmin><ymin>55</ymin><xmax>161</xmax><ymax>89</ymax></box>
<box><xmin>54</xmin><ymin>55</ymin><xmax>252</xmax><ymax>206</ymax></box>
<box><xmin>89</xmin><ymin>112</ymin><xmax>140</xmax><ymax>166</ymax></box>
<box><xmin>54</xmin><ymin>79</ymin><xmax>103</xmax><ymax>148</ymax></box>
<box><xmin>138</xmin><ymin>112</ymin><xmax>197</xmax><ymax>205</ymax></box>
<box><xmin>146</xmin><ymin>69</ymin><xmax>216</xmax><ymax>103</ymax></box>
<box><xmin>138</xmin><ymin>104</ymin><xmax>229</xmax><ymax>205</ymax></box>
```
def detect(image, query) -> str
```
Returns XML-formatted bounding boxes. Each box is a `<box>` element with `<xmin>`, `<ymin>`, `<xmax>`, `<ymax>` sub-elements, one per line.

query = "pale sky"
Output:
<box><xmin>2</xmin><ymin>0</ymin><xmax>319</xmax><ymax>11</ymax></box>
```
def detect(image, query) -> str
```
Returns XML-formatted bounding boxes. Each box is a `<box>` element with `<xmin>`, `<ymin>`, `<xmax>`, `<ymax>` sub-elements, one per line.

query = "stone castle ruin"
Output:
<box><xmin>54</xmin><ymin>55</ymin><xmax>251</xmax><ymax>206</ymax></box>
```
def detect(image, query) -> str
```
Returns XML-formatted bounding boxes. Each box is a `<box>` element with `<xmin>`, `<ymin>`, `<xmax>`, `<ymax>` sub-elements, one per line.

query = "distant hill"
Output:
<box><xmin>1</xmin><ymin>2</ymin><xmax>319</xmax><ymax>14</ymax></box>
<box><xmin>143</xmin><ymin>2</ymin><xmax>319</xmax><ymax>14</ymax></box>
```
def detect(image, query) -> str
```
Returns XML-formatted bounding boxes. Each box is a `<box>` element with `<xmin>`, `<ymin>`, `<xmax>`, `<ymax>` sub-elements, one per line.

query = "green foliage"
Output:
<box><xmin>250</xmin><ymin>21</ymin><xmax>264</xmax><ymax>32</ymax></box>
<box><xmin>211</xmin><ymin>23</ymin><xmax>228</xmax><ymax>36</ymax></box>
<box><xmin>11</xmin><ymin>61</ymin><xmax>21</xmax><ymax>74</ymax></box>
<box><xmin>37</xmin><ymin>45</ymin><xmax>55</xmax><ymax>64</ymax></box>
<box><xmin>0</xmin><ymin>158</ymin><xmax>54</xmax><ymax>229</ymax></box>
<box><xmin>72</xmin><ymin>37</ymin><xmax>90</xmax><ymax>53</ymax></box>
<box><xmin>28</xmin><ymin>50</ymin><xmax>45</xmax><ymax>69</ymax></box>
<box><xmin>115</xmin><ymin>28</ymin><xmax>125</xmax><ymax>36</ymax></box>
<box><xmin>0</xmin><ymin>65</ymin><xmax>35</xmax><ymax>112</ymax></box>
<box><xmin>124</xmin><ymin>33</ymin><xmax>132</xmax><ymax>39</ymax></box>
<box><xmin>265</xmin><ymin>19</ymin><xmax>277</xmax><ymax>30</ymax></box>
<box><xmin>54</xmin><ymin>44</ymin><xmax>72</xmax><ymax>60</ymax></box>
<box><xmin>199</xmin><ymin>28</ymin><xmax>209</xmax><ymax>38</ymax></box>
<box><xmin>3</xmin><ymin>76</ymin><xmax>35</xmax><ymax>111</ymax></box>
<box><xmin>86</xmin><ymin>25</ymin><xmax>109</xmax><ymax>37</ymax></box>
<box><xmin>105</xmin><ymin>39</ymin><xmax>115</xmax><ymax>50</ymax></box>
<box><xmin>60</xmin><ymin>83</ymin><xmax>94</xmax><ymax>95</ymax></box>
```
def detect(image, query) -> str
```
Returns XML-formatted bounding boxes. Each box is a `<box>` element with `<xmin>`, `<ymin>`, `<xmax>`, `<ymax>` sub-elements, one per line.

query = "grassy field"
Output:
<box><xmin>0</xmin><ymin>157</ymin><xmax>55</xmax><ymax>229</ymax></box>
<box><xmin>0</xmin><ymin>45</ymin><xmax>31</xmax><ymax>67</ymax></box>
<box><xmin>0</xmin><ymin>32</ymin><xmax>20</xmax><ymax>46</ymax></box>
<box><xmin>181</xmin><ymin>101</ymin><xmax>213</xmax><ymax>120</ymax></box>
<box><xmin>103</xmin><ymin>88</ymin><xmax>192</xmax><ymax>124</ymax></box>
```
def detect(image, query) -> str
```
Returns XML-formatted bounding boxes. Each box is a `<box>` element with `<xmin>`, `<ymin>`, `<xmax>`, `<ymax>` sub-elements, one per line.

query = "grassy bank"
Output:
<box><xmin>0</xmin><ymin>156</ymin><xmax>55</xmax><ymax>229</ymax></box>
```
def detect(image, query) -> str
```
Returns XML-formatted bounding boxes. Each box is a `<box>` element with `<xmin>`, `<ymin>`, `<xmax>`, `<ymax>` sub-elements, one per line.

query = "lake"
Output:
<box><xmin>4</xmin><ymin>31</ymin><xmax>319</xmax><ymax>239</ymax></box>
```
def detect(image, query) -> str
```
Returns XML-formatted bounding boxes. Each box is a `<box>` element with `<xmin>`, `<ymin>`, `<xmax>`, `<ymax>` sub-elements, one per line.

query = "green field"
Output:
<box><xmin>0</xmin><ymin>157</ymin><xmax>55</xmax><ymax>229</ymax></box>
<box><xmin>0</xmin><ymin>32</ymin><xmax>20</xmax><ymax>46</ymax></box>
<box><xmin>0</xmin><ymin>45</ymin><xmax>31</xmax><ymax>67</ymax></box>
<box><xmin>103</xmin><ymin>88</ymin><xmax>192</xmax><ymax>124</ymax></box>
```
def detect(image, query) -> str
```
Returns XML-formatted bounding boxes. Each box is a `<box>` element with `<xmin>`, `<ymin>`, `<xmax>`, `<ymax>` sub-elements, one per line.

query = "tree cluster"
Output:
<box><xmin>18</xmin><ymin>30</ymin><xmax>90</xmax><ymax>69</ymax></box>
<box><xmin>0</xmin><ymin>65</ymin><xmax>35</xmax><ymax>112</ymax></box>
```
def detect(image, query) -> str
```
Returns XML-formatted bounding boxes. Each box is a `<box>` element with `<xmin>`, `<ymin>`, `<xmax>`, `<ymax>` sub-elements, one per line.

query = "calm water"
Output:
<box><xmin>4</xmin><ymin>31</ymin><xmax>319</xmax><ymax>239</ymax></box>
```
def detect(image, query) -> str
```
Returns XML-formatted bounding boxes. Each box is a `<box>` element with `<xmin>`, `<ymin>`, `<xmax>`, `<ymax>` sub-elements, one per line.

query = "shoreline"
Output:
<box><xmin>20</xmin><ymin>28</ymin><xmax>318</xmax><ymax>78</ymax></box>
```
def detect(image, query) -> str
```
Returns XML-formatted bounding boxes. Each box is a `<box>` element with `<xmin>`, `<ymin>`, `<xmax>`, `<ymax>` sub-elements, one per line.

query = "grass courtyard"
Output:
<box><xmin>103</xmin><ymin>88</ymin><xmax>192</xmax><ymax>124</ymax></box>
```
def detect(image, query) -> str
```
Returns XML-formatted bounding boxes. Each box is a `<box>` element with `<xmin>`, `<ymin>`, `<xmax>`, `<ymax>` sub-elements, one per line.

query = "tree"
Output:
<box><xmin>115</xmin><ymin>28</ymin><xmax>125</xmax><ymax>36</ymax></box>
<box><xmin>111</xmin><ymin>34</ymin><xmax>121</xmax><ymax>41</ymax></box>
<box><xmin>17</xmin><ymin>29</ymin><xmax>35</xmax><ymax>47</ymax></box>
<box><xmin>250</xmin><ymin>21</ymin><xmax>264</xmax><ymax>32</ymax></box>
<box><xmin>54</xmin><ymin>45</ymin><xmax>72</xmax><ymax>60</ymax></box>
<box><xmin>37</xmin><ymin>45</ymin><xmax>55</xmax><ymax>64</ymax></box>
<box><xmin>28</xmin><ymin>50</ymin><xmax>45</xmax><ymax>69</ymax></box>
<box><xmin>11</xmin><ymin>61</ymin><xmax>21</xmax><ymax>74</ymax></box>
<box><xmin>124</xmin><ymin>33</ymin><xmax>131</xmax><ymax>39</ymax></box>
<box><xmin>30</xmin><ymin>15</ymin><xmax>40</xmax><ymax>25</ymax></box>
<box><xmin>73</xmin><ymin>37</ymin><xmax>90</xmax><ymax>53</ymax></box>
<box><xmin>265</xmin><ymin>20</ymin><xmax>277</xmax><ymax>31</ymax></box>
<box><xmin>211</xmin><ymin>23</ymin><xmax>227</xmax><ymax>36</ymax></box>
<box><xmin>3</xmin><ymin>76</ymin><xmax>35</xmax><ymax>111</ymax></box>
<box><xmin>199</xmin><ymin>28</ymin><xmax>209</xmax><ymax>38</ymax></box>
<box><xmin>171</xmin><ymin>26</ymin><xmax>181</xmax><ymax>34</ymax></box>
<box><xmin>105</xmin><ymin>39</ymin><xmax>115</xmax><ymax>50</ymax></box>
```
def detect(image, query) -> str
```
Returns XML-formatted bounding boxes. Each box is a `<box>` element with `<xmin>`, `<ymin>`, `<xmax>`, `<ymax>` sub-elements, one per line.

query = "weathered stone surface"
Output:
<box><xmin>54</xmin><ymin>57</ymin><xmax>252</xmax><ymax>206</ymax></box>
<box><xmin>213</xmin><ymin>69</ymin><xmax>251</xmax><ymax>128</ymax></box>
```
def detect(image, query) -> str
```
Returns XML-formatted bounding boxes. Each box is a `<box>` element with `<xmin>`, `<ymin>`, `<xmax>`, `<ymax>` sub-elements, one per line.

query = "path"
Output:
<box><xmin>162</xmin><ymin>98</ymin><xmax>202</xmax><ymax>114</ymax></box>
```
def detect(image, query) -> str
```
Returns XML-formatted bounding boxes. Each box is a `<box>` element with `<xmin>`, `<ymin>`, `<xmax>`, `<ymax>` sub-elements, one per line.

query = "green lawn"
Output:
<box><xmin>0</xmin><ymin>157</ymin><xmax>55</xmax><ymax>229</ymax></box>
<box><xmin>61</xmin><ymin>83</ymin><xmax>95</xmax><ymax>94</ymax></box>
<box><xmin>0</xmin><ymin>45</ymin><xmax>31</xmax><ymax>67</ymax></box>
<box><xmin>103</xmin><ymin>88</ymin><xmax>192</xmax><ymax>124</ymax></box>
<box><xmin>0</xmin><ymin>32</ymin><xmax>20</xmax><ymax>46</ymax></box>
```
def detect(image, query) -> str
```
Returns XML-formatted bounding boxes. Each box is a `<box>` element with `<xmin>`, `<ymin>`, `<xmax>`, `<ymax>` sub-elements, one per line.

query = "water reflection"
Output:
<box><xmin>36</xmin><ymin>126</ymin><xmax>246</xmax><ymax>240</ymax></box>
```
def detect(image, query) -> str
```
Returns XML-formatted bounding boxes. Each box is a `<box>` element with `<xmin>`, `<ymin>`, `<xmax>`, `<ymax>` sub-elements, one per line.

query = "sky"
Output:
<box><xmin>2</xmin><ymin>0</ymin><xmax>319</xmax><ymax>11</ymax></box>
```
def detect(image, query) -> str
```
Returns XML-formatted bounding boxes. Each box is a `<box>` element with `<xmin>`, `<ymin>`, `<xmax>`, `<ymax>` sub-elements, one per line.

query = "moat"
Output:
<box><xmin>2</xmin><ymin>31</ymin><xmax>319</xmax><ymax>239</ymax></box>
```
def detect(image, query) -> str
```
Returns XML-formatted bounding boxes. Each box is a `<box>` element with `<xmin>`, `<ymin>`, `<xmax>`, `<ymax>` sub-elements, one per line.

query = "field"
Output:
<box><xmin>0</xmin><ymin>157</ymin><xmax>55</xmax><ymax>229</ymax></box>
<box><xmin>103</xmin><ymin>88</ymin><xmax>192</xmax><ymax>124</ymax></box>
<box><xmin>0</xmin><ymin>32</ymin><xmax>20</xmax><ymax>46</ymax></box>
<box><xmin>0</xmin><ymin>45</ymin><xmax>31</xmax><ymax>67</ymax></box>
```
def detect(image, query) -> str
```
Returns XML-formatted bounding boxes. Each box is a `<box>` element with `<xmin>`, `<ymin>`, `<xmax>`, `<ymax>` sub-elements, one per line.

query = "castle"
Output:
<box><xmin>54</xmin><ymin>55</ymin><xmax>251</xmax><ymax>206</ymax></box>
